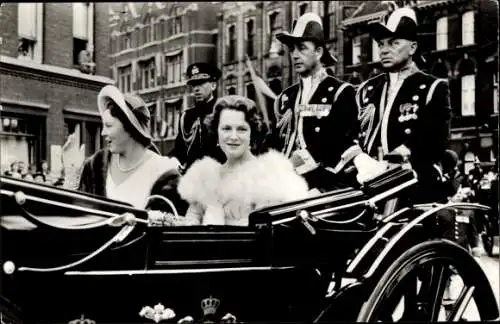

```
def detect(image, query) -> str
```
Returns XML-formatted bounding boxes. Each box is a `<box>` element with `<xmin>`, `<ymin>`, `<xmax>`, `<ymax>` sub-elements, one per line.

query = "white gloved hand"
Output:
<box><xmin>353</xmin><ymin>153</ymin><xmax>388</xmax><ymax>184</ymax></box>
<box><xmin>61</xmin><ymin>128</ymin><xmax>86</xmax><ymax>170</ymax></box>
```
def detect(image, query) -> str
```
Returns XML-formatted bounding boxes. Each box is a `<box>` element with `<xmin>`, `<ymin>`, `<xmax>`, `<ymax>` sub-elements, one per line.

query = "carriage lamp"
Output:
<box><xmin>3</xmin><ymin>261</ymin><xmax>15</xmax><ymax>275</ymax></box>
<box><xmin>14</xmin><ymin>191</ymin><xmax>26</xmax><ymax>205</ymax></box>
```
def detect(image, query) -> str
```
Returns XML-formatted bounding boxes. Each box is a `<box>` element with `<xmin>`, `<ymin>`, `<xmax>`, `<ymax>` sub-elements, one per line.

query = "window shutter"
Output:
<box><xmin>18</xmin><ymin>4</ymin><xmax>37</xmax><ymax>39</ymax></box>
<box><xmin>361</xmin><ymin>34</ymin><xmax>371</xmax><ymax>63</ymax></box>
<box><xmin>461</xmin><ymin>75</ymin><xmax>476</xmax><ymax>116</ymax></box>
<box><xmin>73</xmin><ymin>3</ymin><xmax>88</xmax><ymax>40</ymax></box>
<box><xmin>462</xmin><ymin>11</ymin><xmax>474</xmax><ymax>45</ymax></box>
<box><xmin>436</xmin><ymin>17</ymin><xmax>448</xmax><ymax>51</ymax></box>
<box><xmin>344</xmin><ymin>37</ymin><xmax>352</xmax><ymax>66</ymax></box>
<box><xmin>447</xmin><ymin>14</ymin><xmax>460</xmax><ymax>49</ymax></box>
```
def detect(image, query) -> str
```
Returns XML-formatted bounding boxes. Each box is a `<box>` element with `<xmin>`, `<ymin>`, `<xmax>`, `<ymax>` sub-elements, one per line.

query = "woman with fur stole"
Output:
<box><xmin>158</xmin><ymin>95</ymin><xmax>310</xmax><ymax>226</ymax></box>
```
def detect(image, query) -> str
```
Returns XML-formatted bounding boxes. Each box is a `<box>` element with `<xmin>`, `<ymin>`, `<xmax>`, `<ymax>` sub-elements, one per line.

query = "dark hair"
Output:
<box><xmin>209</xmin><ymin>95</ymin><xmax>269</xmax><ymax>155</ymax></box>
<box><xmin>106</xmin><ymin>101</ymin><xmax>151</xmax><ymax>147</ymax></box>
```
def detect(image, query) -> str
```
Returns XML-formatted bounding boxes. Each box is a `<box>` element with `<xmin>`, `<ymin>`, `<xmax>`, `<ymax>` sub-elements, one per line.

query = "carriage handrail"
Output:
<box><xmin>1</xmin><ymin>189</ymin><xmax>148</xmax><ymax>230</ymax></box>
<box><xmin>362</xmin><ymin>201</ymin><xmax>491</xmax><ymax>279</ymax></box>
<box><xmin>5</xmin><ymin>225</ymin><xmax>135</xmax><ymax>274</ymax></box>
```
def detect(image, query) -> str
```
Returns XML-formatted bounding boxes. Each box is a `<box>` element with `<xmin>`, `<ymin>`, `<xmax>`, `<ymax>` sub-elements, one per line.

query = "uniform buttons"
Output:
<box><xmin>321</xmin><ymin>97</ymin><xmax>327</xmax><ymax>103</ymax></box>
<box><xmin>328</xmin><ymin>87</ymin><xmax>334</xmax><ymax>92</ymax></box>
<box><xmin>412</xmin><ymin>95</ymin><xmax>419</xmax><ymax>101</ymax></box>
<box><xmin>419</xmin><ymin>84</ymin><xmax>426</xmax><ymax>89</ymax></box>
<box><xmin>405</xmin><ymin>128</ymin><xmax>411</xmax><ymax>135</ymax></box>
<box><xmin>315</xmin><ymin>127</ymin><xmax>321</xmax><ymax>133</ymax></box>
<box><xmin>368</xmin><ymin>85</ymin><xmax>373</xmax><ymax>90</ymax></box>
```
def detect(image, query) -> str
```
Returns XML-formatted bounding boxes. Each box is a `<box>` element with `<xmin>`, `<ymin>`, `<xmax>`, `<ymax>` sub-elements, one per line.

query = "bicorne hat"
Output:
<box><xmin>369</xmin><ymin>7</ymin><xmax>418</xmax><ymax>42</ymax></box>
<box><xmin>186</xmin><ymin>63</ymin><xmax>222</xmax><ymax>86</ymax></box>
<box><xmin>276</xmin><ymin>12</ymin><xmax>337</xmax><ymax>66</ymax></box>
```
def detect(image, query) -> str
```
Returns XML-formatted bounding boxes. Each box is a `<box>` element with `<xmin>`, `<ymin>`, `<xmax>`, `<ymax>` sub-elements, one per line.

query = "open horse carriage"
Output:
<box><xmin>1</xmin><ymin>165</ymin><xmax>498</xmax><ymax>323</ymax></box>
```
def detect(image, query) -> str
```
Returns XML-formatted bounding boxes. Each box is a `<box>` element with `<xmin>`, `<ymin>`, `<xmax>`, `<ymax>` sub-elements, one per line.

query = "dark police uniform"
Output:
<box><xmin>170</xmin><ymin>63</ymin><xmax>225</xmax><ymax>170</ymax></box>
<box><xmin>356</xmin><ymin>67</ymin><xmax>452</xmax><ymax>202</ymax></box>
<box><xmin>272</xmin><ymin>71</ymin><xmax>359</xmax><ymax>190</ymax></box>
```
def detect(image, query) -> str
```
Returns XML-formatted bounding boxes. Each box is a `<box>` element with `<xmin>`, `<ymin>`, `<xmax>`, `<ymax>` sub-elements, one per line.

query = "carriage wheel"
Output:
<box><xmin>357</xmin><ymin>240</ymin><xmax>499</xmax><ymax>322</ymax></box>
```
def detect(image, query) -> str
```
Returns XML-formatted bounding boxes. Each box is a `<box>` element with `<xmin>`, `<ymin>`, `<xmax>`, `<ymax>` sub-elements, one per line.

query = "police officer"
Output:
<box><xmin>273</xmin><ymin>13</ymin><xmax>360</xmax><ymax>191</ymax></box>
<box><xmin>352</xmin><ymin>7</ymin><xmax>452</xmax><ymax>203</ymax></box>
<box><xmin>171</xmin><ymin>63</ymin><xmax>225</xmax><ymax>170</ymax></box>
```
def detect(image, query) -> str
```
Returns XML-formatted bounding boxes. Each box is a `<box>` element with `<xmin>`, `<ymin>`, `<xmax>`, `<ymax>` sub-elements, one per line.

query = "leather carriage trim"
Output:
<box><xmin>1</xmin><ymin>189</ymin><xmax>121</xmax><ymax>221</ymax></box>
<box><xmin>64</xmin><ymin>266</ymin><xmax>296</xmax><ymax>276</ymax></box>
<box><xmin>362</xmin><ymin>202</ymin><xmax>491</xmax><ymax>279</ymax></box>
<box><xmin>155</xmin><ymin>259</ymin><xmax>253</xmax><ymax>267</ymax></box>
<box><xmin>0</xmin><ymin>176</ymin><xmax>140</xmax><ymax>211</ymax></box>
<box><xmin>426</xmin><ymin>78</ymin><xmax>447</xmax><ymax>105</ymax></box>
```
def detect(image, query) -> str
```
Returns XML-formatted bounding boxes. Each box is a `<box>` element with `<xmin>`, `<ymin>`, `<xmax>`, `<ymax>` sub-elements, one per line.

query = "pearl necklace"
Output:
<box><xmin>116</xmin><ymin>152</ymin><xmax>149</xmax><ymax>173</ymax></box>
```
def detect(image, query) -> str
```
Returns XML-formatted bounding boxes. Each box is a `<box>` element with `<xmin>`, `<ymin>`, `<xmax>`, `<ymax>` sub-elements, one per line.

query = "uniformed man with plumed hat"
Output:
<box><xmin>351</xmin><ymin>6</ymin><xmax>452</xmax><ymax>202</ymax></box>
<box><xmin>272</xmin><ymin>12</ymin><xmax>360</xmax><ymax>191</ymax></box>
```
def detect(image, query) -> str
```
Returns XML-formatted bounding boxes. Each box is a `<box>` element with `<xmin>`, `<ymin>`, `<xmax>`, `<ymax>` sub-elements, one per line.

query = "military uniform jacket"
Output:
<box><xmin>356</xmin><ymin>67</ymin><xmax>452</xmax><ymax>187</ymax></box>
<box><xmin>272</xmin><ymin>72</ymin><xmax>359</xmax><ymax>168</ymax></box>
<box><xmin>171</xmin><ymin>98</ymin><xmax>225</xmax><ymax>170</ymax></box>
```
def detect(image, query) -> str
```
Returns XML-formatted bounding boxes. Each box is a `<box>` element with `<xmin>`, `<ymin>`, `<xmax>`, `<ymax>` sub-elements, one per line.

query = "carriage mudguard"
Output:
<box><xmin>344</xmin><ymin>202</ymin><xmax>491</xmax><ymax>280</ymax></box>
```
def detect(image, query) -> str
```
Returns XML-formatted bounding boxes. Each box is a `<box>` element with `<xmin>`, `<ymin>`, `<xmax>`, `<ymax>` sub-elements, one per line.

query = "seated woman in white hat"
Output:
<box><xmin>151</xmin><ymin>95</ymin><xmax>310</xmax><ymax>226</ymax></box>
<box><xmin>62</xmin><ymin>85</ymin><xmax>185</xmax><ymax>210</ymax></box>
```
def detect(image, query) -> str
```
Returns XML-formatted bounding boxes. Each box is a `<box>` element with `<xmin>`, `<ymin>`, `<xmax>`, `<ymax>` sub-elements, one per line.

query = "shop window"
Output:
<box><xmin>1</xmin><ymin>114</ymin><xmax>44</xmax><ymax>173</ymax></box>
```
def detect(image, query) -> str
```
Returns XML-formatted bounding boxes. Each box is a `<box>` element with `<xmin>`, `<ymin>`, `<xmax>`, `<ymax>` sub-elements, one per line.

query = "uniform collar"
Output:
<box><xmin>386</xmin><ymin>61</ymin><xmax>420</xmax><ymax>83</ymax></box>
<box><xmin>195</xmin><ymin>96</ymin><xmax>216</xmax><ymax>116</ymax></box>
<box><xmin>300</xmin><ymin>67</ymin><xmax>328</xmax><ymax>88</ymax></box>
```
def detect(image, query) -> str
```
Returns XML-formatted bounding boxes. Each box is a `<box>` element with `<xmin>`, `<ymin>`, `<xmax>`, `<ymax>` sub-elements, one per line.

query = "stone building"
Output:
<box><xmin>108</xmin><ymin>2</ymin><xmax>221</xmax><ymax>154</ymax></box>
<box><xmin>0</xmin><ymin>3</ymin><xmax>113</xmax><ymax>173</ymax></box>
<box><xmin>341</xmin><ymin>0</ymin><xmax>499</xmax><ymax>170</ymax></box>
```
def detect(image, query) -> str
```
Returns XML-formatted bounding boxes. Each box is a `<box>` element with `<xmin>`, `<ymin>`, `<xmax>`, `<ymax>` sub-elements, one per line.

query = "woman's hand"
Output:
<box><xmin>61</xmin><ymin>130</ymin><xmax>86</xmax><ymax>170</ymax></box>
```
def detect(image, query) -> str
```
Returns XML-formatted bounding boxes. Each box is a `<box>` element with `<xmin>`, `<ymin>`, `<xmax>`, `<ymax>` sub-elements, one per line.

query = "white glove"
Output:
<box><xmin>353</xmin><ymin>153</ymin><xmax>388</xmax><ymax>184</ymax></box>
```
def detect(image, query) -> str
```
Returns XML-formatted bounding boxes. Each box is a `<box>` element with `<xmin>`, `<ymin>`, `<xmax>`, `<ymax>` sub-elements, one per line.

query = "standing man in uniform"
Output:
<box><xmin>351</xmin><ymin>7</ymin><xmax>452</xmax><ymax>203</ymax></box>
<box><xmin>273</xmin><ymin>13</ymin><xmax>360</xmax><ymax>191</ymax></box>
<box><xmin>171</xmin><ymin>63</ymin><xmax>225</xmax><ymax>171</ymax></box>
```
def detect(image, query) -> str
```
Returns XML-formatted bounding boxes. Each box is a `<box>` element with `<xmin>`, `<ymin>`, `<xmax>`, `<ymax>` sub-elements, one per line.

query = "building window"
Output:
<box><xmin>117</xmin><ymin>65</ymin><xmax>132</xmax><ymax>93</ymax></box>
<box><xmin>462</xmin><ymin>11</ymin><xmax>474</xmax><ymax>46</ymax></box>
<box><xmin>299</xmin><ymin>3</ymin><xmax>308</xmax><ymax>16</ymax></box>
<box><xmin>227</xmin><ymin>25</ymin><xmax>236</xmax><ymax>62</ymax></box>
<box><xmin>143</xmin><ymin>24</ymin><xmax>152</xmax><ymax>44</ymax></box>
<box><xmin>268</xmin><ymin>11</ymin><xmax>282</xmax><ymax>56</ymax></box>
<box><xmin>246</xmin><ymin>19</ymin><xmax>255</xmax><ymax>58</ymax></box>
<box><xmin>227</xmin><ymin>87</ymin><xmax>237</xmax><ymax>95</ymax></box>
<box><xmin>461</xmin><ymin>74</ymin><xmax>475</xmax><ymax>116</ymax></box>
<box><xmin>165</xmin><ymin>54</ymin><xmax>183</xmax><ymax>84</ymax></box>
<box><xmin>174</xmin><ymin>7</ymin><xmax>183</xmax><ymax>34</ymax></box>
<box><xmin>494</xmin><ymin>73</ymin><xmax>498</xmax><ymax>114</ymax></box>
<box><xmin>0</xmin><ymin>114</ymin><xmax>44</xmax><ymax>173</ymax></box>
<box><xmin>164</xmin><ymin>102</ymin><xmax>181</xmax><ymax>139</ymax></box>
<box><xmin>372</xmin><ymin>39</ymin><xmax>380</xmax><ymax>62</ymax></box>
<box><xmin>352</xmin><ymin>35</ymin><xmax>361</xmax><ymax>65</ymax></box>
<box><xmin>73</xmin><ymin>3</ymin><xmax>94</xmax><ymax>69</ymax></box>
<box><xmin>17</xmin><ymin>3</ymin><xmax>43</xmax><ymax>62</ymax></box>
<box><xmin>139</xmin><ymin>58</ymin><xmax>156</xmax><ymax>89</ymax></box>
<box><xmin>436</xmin><ymin>16</ymin><xmax>448</xmax><ymax>51</ymax></box>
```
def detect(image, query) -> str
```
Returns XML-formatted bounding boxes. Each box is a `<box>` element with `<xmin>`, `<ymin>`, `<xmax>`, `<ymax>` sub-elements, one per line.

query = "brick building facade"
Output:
<box><xmin>216</xmin><ymin>1</ymin><xmax>364</xmax><ymax>124</ymax></box>
<box><xmin>0</xmin><ymin>3</ymin><xmax>113</xmax><ymax>174</ymax></box>
<box><xmin>341</xmin><ymin>0</ymin><xmax>499</xmax><ymax>171</ymax></box>
<box><xmin>108</xmin><ymin>2</ymin><xmax>221</xmax><ymax>154</ymax></box>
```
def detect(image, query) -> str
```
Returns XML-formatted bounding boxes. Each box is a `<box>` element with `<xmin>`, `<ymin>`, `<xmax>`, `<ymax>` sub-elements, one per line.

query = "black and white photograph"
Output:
<box><xmin>0</xmin><ymin>1</ymin><xmax>498</xmax><ymax>323</ymax></box>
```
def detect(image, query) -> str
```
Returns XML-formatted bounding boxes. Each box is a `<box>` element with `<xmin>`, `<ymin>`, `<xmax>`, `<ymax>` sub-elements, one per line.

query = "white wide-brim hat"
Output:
<box><xmin>97</xmin><ymin>85</ymin><xmax>152</xmax><ymax>141</ymax></box>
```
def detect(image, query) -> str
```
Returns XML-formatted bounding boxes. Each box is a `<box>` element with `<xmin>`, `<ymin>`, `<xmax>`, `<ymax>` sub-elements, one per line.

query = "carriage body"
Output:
<box><xmin>1</xmin><ymin>168</ymin><xmax>498</xmax><ymax>323</ymax></box>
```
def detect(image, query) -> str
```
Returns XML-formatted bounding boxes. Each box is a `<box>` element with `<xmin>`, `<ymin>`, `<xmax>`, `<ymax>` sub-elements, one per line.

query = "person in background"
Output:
<box><xmin>33</xmin><ymin>172</ymin><xmax>46</xmax><ymax>184</ymax></box>
<box><xmin>170</xmin><ymin>63</ymin><xmax>225</xmax><ymax>172</ymax></box>
<box><xmin>154</xmin><ymin>95</ymin><xmax>309</xmax><ymax>226</ymax></box>
<box><xmin>17</xmin><ymin>161</ymin><xmax>27</xmax><ymax>178</ymax></box>
<box><xmin>62</xmin><ymin>85</ymin><xmax>184</xmax><ymax>211</ymax></box>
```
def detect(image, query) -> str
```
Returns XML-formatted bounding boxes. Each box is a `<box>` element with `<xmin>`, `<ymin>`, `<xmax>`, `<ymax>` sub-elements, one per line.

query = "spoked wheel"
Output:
<box><xmin>357</xmin><ymin>240</ymin><xmax>499</xmax><ymax>322</ymax></box>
